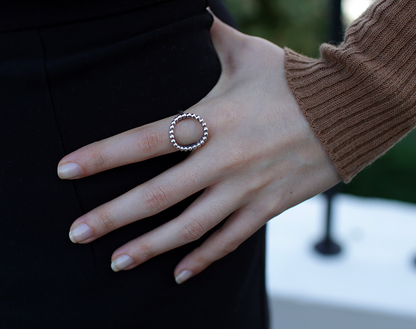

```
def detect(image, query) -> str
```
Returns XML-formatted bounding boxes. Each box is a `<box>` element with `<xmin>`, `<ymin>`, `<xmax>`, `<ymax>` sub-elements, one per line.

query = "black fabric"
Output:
<box><xmin>0</xmin><ymin>1</ymin><xmax>268</xmax><ymax>328</ymax></box>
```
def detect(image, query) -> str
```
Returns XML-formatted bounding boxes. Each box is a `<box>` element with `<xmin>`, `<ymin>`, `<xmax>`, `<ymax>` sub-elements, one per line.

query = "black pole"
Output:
<box><xmin>324</xmin><ymin>187</ymin><xmax>336</xmax><ymax>242</ymax></box>
<box><xmin>329</xmin><ymin>0</ymin><xmax>343</xmax><ymax>44</ymax></box>
<box><xmin>314</xmin><ymin>185</ymin><xmax>342</xmax><ymax>255</ymax></box>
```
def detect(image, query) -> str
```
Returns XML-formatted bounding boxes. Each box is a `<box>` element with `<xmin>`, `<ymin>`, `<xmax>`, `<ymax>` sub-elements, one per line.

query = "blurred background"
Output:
<box><xmin>221</xmin><ymin>1</ymin><xmax>416</xmax><ymax>328</ymax></box>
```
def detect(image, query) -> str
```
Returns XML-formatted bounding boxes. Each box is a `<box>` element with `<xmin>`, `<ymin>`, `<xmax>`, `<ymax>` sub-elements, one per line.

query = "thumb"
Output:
<box><xmin>209</xmin><ymin>11</ymin><xmax>247</xmax><ymax>72</ymax></box>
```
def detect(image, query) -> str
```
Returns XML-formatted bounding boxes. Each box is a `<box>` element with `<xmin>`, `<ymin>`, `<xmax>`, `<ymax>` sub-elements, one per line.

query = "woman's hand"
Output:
<box><xmin>58</xmin><ymin>15</ymin><xmax>340</xmax><ymax>284</ymax></box>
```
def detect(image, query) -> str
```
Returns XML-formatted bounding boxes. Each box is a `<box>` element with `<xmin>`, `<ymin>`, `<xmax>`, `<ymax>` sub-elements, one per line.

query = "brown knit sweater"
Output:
<box><xmin>285</xmin><ymin>0</ymin><xmax>416</xmax><ymax>183</ymax></box>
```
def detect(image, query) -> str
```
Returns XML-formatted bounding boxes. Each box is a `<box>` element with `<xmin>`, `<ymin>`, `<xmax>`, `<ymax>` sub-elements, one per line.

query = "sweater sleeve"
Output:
<box><xmin>284</xmin><ymin>0</ymin><xmax>416</xmax><ymax>183</ymax></box>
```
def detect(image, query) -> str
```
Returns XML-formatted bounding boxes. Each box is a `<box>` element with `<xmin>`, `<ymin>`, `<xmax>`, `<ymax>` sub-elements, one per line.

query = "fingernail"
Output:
<box><xmin>111</xmin><ymin>255</ymin><xmax>135</xmax><ymax>272</ymax></box>
<box><xmin>175</xmin><ymin>270</ymin><xmax>193</xmax><ymax>284</ymax></box>
<box><xmin>58</xmin><ymin>162</ymin><xmax>82</xmax><ymax>179</ymax></box>
<box><xmin>69</xmin><ymin>223</ymin><xmax>92</xmax><ymax>243</ymax></box>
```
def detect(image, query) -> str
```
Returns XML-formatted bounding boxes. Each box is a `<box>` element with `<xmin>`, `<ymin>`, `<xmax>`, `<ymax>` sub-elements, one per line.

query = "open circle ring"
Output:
<box><xmin>169</xmin><ymin>110</ymin><xmax>208</xmax><ymax>151</ymax></box>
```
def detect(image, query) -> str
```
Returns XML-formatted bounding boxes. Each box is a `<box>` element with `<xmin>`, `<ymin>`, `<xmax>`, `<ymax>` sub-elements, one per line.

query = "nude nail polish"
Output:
<box><xmin>58</xmin><ymin>162</ymin><xmax>82</xmax><ymax>179</ymax></box>
<box><xmin>111</xmin><ymin>255</ymin><xmax>134</xmax><ymax>272</ymax></box>
<box><xmin>175</xmin><ymin>270</ymin><xmax>193</xmax><ymax>284</ymax></box>
<box><xmin>69</xmin><ymin>223</ymin><xmax>92</xmax><ymax>243</ymax></box>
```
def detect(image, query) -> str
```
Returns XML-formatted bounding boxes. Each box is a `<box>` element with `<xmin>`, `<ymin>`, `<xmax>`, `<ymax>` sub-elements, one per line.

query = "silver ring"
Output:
<box><xmin>169</xmin><ymin>111</ymin><xmax>208</xmax><ymax>151</ymax></box>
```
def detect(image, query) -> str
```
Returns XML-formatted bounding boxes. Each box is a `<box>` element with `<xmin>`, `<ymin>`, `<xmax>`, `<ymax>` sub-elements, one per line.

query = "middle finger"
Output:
<box><xmin>68</xmin><ymin>155</ymin><xmax>214</xmax><ymax>244</ymax></box>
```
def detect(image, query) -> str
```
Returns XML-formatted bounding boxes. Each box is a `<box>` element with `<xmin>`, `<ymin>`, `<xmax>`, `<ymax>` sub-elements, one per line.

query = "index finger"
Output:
<box><xmin>57</xmin><ymin>112</ymin><xmax>206</xmax><ymax>179</ymax></box>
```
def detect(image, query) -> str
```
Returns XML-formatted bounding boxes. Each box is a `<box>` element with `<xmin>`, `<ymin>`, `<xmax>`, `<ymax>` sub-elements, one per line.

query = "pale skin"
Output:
<box><xmin>58</xmin><ymin>15</ymin><xmax>341</xmax><ymax>284</ymax></box>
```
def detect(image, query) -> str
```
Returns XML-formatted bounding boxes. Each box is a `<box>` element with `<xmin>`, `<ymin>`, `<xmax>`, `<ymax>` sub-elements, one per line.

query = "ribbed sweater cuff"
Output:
<box><xmin>284</xmin><ymin>0</ymin><xmax>416</xmax><ymax>183</ymax></box>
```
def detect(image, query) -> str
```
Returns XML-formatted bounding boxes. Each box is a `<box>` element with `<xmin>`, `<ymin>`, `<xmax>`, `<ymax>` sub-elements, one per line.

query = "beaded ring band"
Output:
<box><xmin>169</xmin><ymin>110</ymin><xmax>208</xmax><ymax>151</ymax></box>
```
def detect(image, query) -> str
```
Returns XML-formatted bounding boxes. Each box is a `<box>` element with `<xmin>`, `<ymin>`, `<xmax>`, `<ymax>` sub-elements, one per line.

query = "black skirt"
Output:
<box><xmin>0</xmin><ymin>1</ymin><xmax>268</xmax><ymax>327</ymax></box>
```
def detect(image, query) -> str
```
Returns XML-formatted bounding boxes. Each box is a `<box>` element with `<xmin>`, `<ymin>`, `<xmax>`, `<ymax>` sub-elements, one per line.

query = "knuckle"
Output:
<box><xmin>181</xmin><ymin>219</ymin><xmax>206</xmax><ymax>241</ymax></box>
<box><xmin>214</xmin><ymin>101</ymin><xmax>241</xmax><ymax>128</ymax></box>
<box><xmin>246</xmin><ymin>175</ymin><xmax>270</xmax><ymax>194</ymax></box>
<box><xmin>258</xmin><ymin>193</ymin><xmax>287</xmax><ymax>218</ymax></box>
<box><xmin>218</xmin><ymin>237</ymin><xmax>240</xmax><ymax>255</ymax></box>
<box><xmin>136</xmin><ymin>241</ymin><xmax>155</xmax><ymax>261</ymax></box>
<box><xmin>218</xmin><ymin>147</ymin><xmax>248</xmax><ymax>173</ymax></box>
<box><xmin>142</xmin><ymin>184</ymin><xmax>170</xmax><ymax>212</ymax></box>
<box><xmin>193</xmin><ymin>252</ymin><xmax>210</xmax><ymax>269</ymax></box>
<box><xmin>96</xmin><ymin>208</ymin><xmax>117</xmax><ymax>231</ymax></box>
<box><xmin>89</xmin><ymin>146</ymin><xmax>107</xmax><ymax>172</ymax></box>
<box><xmin>137</xmin><ymin>128</ymin><xmax>165</xmax><ymax>156</ymax></box>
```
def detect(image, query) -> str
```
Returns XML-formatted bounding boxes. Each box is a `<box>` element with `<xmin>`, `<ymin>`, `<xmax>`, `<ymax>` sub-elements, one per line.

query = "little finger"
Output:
<box><xmin>173</xmin><ymin>207</ymin><xmax>268</xmax><ymax>284</ymax></box>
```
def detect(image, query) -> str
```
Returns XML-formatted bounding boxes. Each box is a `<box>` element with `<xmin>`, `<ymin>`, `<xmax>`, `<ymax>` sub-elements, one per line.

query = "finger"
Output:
<box><xmin>173</xmin><ymin>207</ymin><xmax>267</xmax><ymax>284</ymax></box>
<box><xmin>108</xmin><ymin>183</ymin><xmax>244</xmax><ymax>272</ymax></box>
<box><xmin>57</xmin><ymin>112</ymin><xmax>206</xmax><ymax>179</ymax></box>
<box><xmin>209</xmin><ymin>13</ymin><xmax>246</xmax><ymax>77</ymax></box>
<box><xmin>57</xmin><ymin>15</ymin><xmax>243</xmax><ymax>181</ymax></box>
<box><xmin>68</xmin><ymin>155</ymin><xmax>216</xmax><ymax>244</ymax></box>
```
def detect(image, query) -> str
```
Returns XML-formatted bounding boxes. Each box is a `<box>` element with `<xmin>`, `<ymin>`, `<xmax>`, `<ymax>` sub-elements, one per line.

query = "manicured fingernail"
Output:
<box><xmin>69</xmin><ymin>223</ymin><xmax>92</xmax><ymax>243</ymax></box>
<box><xmin>175</xmin><ymin>270</ymin><xmax>193</xmax><ymax>284</ymax></box>
<box><xmin>58</xmin><ymin>162</ymin><xmax>82</xmax><ymax>179</ymax></box>
<box><xmin>111</xmin><ymin>255</ymin><xmax>135</xmax><ymax>272</ymax></box>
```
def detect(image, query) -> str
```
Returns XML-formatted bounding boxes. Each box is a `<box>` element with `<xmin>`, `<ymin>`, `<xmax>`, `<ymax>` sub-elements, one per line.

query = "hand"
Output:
<box><xmin>58</xmin><ymin>15</ymin><xmax>340</xmax><ymax>284</ymax></box>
